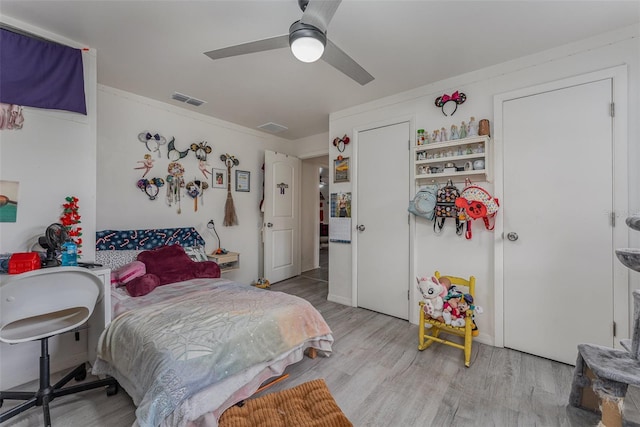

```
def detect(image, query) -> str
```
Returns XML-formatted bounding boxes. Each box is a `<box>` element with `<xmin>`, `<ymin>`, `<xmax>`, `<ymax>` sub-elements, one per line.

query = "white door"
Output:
<box><xmin>356</xmin><ymin>121</ymin><xmax>410</xmax><ymax>319</ymax></box>
<box><xmin>502</xmin><ymin>79</ymin><xmax>614</xmax><ymax>364</ymax></box>
<box><xmin>264</xmin><ymin>150</ymin><xmax>301</xmax><ymax>283</ymax></box>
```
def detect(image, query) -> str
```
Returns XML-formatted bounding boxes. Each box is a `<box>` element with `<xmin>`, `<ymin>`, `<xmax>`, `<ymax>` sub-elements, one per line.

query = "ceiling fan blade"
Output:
<box><xmin>322</xmin><ymin>39</ymin><xmax>374</xmax><ymax>86</ymax></box>
<box><xmin>300</xmin><ymin>0</ymin><xmax>342</xmax><ymax>33</ymax></box>
<box><xmin>204</xmin><ymin>35</ymin><xmax>289</xmax><ymax>60</ymax></box>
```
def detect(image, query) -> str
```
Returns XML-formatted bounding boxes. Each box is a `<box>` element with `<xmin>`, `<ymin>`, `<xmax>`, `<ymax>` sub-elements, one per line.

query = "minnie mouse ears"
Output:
<box><xmin>435</xmin><ymin>91</ymin><xmax>467</xmax><ymax>116</ymax></box>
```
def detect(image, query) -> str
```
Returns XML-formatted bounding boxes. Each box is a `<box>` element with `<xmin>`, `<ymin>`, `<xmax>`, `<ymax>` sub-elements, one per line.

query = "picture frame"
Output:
<box><xmin>334</xmin><ymin>157</ymin><xmax>350</xmax><ymax>183</ymax></box>
<box><xmin>211</xmin><ymin>168</ymin><xmax>226</xmax><ymax>189</ymax></box>
<box><xmin>235</xmin><ymin>170</ymin><xmax>250</xmax><ymax>192</ymax></box>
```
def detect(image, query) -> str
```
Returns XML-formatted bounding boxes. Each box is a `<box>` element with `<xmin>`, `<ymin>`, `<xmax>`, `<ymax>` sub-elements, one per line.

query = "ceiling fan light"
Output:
<box><xmin>289</xmin><ymin>21</ymin><xmax>326</xmax><ymax>63</ymax></box>
<box><xmin>291</xmin><ymin>36</ymin><xmax>324</xmax><ymax>63</ymax></box>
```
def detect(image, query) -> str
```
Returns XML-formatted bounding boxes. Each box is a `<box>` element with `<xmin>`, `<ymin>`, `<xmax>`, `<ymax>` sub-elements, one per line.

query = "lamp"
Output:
<box><xmin>207</xmin><ymin>220</ymin><xmax>223</xmax><ymax>255</ymax></box>
<box><xmin>289</xmin><ymin>21</ymin><xmax>326</xmax><ymax>63</ymax></box>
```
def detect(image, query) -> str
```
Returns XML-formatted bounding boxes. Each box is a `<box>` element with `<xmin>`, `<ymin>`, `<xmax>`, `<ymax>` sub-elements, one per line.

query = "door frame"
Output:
<box><xmin>493</xmin><ymin>65</ymin><xmax>629</xmax><ymax>348</ymax></box>
<box><xmin>350</xmin><ymin>115</ymin><xmax>415</xmax><ymax>317</ymax></box>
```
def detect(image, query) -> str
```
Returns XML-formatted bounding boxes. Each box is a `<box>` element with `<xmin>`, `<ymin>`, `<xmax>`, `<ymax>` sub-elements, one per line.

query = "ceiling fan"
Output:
<box><xmin>204</xmin><ymin>0</ymin><xmax>374</xmax><ymax>86</ymax></box>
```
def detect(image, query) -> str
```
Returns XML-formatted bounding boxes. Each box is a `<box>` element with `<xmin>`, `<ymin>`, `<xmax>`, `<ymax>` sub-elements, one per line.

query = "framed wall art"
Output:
<box><xmin>235</xmin><ymin>170</ymin><xmax>250</xmax><ymax>192</ymax></box>
<box><xmin>334</xmin><ymin>157</ymin><xmax>350</xmax><ymax>183</ymax></box>
<box><xmin>211</xmin><ymin>168</ymin><xmax>226</xmax><ymax>189</ymax></box>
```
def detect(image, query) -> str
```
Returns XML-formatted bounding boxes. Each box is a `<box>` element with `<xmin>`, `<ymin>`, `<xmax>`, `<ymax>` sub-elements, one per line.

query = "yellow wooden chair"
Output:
<box><xmin>418</xmin><ymin>271</ymin><xmax>476</xmax><ymax>367</ymax></box>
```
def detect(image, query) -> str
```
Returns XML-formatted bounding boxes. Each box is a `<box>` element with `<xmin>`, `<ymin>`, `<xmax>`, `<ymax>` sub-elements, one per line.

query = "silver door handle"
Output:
<box><xmin>357</xmin><ymin>224</ymin><xmax>365</xmax><ymax>231</ymax></box>
<box><xmin>266</xmin><ymin>222</ymin><xmax>273</xmax><ymax>228</ymax></box>
<box><xmin>507</xmin><ymin>232</ymin><xmax>518</xmax><ymax>241</ymax></box>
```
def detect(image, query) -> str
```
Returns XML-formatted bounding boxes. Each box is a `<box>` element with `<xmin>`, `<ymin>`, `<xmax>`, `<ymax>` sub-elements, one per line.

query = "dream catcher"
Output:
<box><xmin>138</xmin><ymin>131</ymin><xmax>167</xmax><ymax>157</ymax></box>
<box><xmin>136</xmin><ymin>177</ymin><xmax>165</xmax><ymax>200</ymax></box>
<box><xmin>185</xmin><ymin>179</ymin><xmax>209</xmax><ymax>212</ymax></box>
<box><xmin>166</xmin><ymin>161</ymin><xmax>185</xmax><ymax>214</ymax></box>
<box><xmin>220</xmin><ymin>153</ymin><xmax>239</xmax><ymax>226</ymax></box>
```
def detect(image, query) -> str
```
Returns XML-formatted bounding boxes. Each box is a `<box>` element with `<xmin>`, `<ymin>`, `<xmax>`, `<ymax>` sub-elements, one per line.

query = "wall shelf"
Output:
<box><xmin>414</xmin><ymin>135</ymin><xmax>491</xmax><ymax>183</ymax></box>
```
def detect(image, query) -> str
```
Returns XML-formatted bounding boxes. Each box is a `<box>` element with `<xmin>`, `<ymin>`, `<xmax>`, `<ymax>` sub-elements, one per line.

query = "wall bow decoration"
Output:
<box><xmin>435</xmin><ymin>91</ymin><xmax>467</xmax><ymax>116</ymax></box>
<box><xmin>332</xmin><ymin>134</ymin><xmax>350</xmax><ymax>152</ymax></box>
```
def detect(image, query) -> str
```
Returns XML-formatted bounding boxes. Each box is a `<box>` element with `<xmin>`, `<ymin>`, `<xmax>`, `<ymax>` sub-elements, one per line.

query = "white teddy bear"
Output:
<box><xmin>416</xmin><ymin>276</ymin><xmax>447</xmax><ymax>322</ymax></box>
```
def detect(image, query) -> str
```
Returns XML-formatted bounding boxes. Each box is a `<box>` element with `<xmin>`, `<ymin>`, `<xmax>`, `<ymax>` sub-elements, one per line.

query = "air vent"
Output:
<box><xmin>258</xmin><ymin>122</ymin><xmax>288</xmax><ymax>134</ymax></box>
<box><xmin>171</xmin><ymin>92</ymin><xmax>206</xmax><ymax>107</ymax></box>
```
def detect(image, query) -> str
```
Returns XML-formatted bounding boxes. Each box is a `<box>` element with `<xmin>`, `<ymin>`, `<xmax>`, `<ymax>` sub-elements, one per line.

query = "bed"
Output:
<box><xmin>91</xmin><ymin>228</ymin><xmax>334</xmax><ymax>427</ymax></box>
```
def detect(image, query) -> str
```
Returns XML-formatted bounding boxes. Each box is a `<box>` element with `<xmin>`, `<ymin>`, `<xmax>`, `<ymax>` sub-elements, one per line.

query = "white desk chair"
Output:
<box><xmin>0</xmin><ymin>267</ymin><xmax>118</xmax><ymax>426</ymax></box>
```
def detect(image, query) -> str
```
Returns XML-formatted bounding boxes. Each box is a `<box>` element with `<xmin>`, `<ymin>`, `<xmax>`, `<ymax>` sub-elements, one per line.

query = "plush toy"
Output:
<box><xmin>416</xmin><ymin>276</ymin><xmax>448</xmax><ymax>322</ymax></box>
<box><xmin>442</xmin><ymin>291</ymin><xmax>463</xmax><ymax>326</ymax></box>
<box><xmin>458</xmin><ymin>293</ymin><xmax>483</xmax><ymax>336</ymax></box>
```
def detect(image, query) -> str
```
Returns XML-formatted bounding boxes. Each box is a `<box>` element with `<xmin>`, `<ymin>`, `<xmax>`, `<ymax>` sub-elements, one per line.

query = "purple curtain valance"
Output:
<box><xmin>0</xmin><ymin>28</ymin><xmax>87</xmax><ymax>115</ymax></box>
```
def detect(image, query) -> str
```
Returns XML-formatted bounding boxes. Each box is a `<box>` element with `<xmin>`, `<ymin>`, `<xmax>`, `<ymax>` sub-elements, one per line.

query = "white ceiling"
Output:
<box><xmin>1</xmin><ymin>0</ymin><xmax>639</xmax><ymax>140</ymax></box>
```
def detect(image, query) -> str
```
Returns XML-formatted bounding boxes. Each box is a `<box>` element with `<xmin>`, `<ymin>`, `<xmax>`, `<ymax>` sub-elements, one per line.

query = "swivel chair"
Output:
<box><xmin>0</xmin><ymin>267</ymin><xmax>118</xmax><ymax>426</ymax></box>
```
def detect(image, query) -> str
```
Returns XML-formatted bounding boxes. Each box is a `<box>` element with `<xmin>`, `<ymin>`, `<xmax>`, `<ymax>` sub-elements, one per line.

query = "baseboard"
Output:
<box><xmin>327</xmin><ymin>293</ymin><xmax>352</xmax><ymax>306</ymax></box>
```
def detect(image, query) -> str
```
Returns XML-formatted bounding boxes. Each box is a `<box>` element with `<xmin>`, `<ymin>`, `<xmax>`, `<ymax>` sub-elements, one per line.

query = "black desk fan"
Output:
<box><xmin>38</xmin><ymin>223</ymin><xmax>67</xmax><ymax>267</ymax></box>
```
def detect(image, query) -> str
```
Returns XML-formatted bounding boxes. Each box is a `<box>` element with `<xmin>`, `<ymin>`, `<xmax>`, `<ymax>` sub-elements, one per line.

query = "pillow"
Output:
<box><xmin>125</xmin><ymin>274</ymin><xmax>160</xmax><ymax>297</ymax></box>
<box><xmin>194</xmin><ymin>261</ymin><xmax>221</xmax><ymax>279</ymax></box>
<box><xmin>96</xmin><ymin>250</ymin><xmax>143</xmax><ymax>270</ymax></box>
<box><xmin>111</xmin><ymin>260</ymin><xmax>146</xmax><ymax>286</ymax></box>
<box><xmin>136</xmin><ymin>244</ymin><xmax>197</xmax><ymax>285</ymax></box>
<box><xmin>183</xmin><ymin>245</ymin><xmax>208</xmax><ymax>262</ymax></box>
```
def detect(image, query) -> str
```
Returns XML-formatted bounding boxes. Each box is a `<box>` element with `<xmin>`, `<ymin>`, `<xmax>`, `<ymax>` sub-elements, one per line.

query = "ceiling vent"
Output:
<box><xmin>171</xmin><ymin>92</ymin><xmax>206</xmax><ymax>107</ymax></box>
<box><xmin>258</xmin><ymin>122</ymin><xmax>288</xmax><ymax>134</ymax></box>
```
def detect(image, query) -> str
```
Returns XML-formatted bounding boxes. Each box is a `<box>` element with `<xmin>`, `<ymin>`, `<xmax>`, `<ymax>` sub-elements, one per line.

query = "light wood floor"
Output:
<box><xmin>4</xmin><ymin>255</ymin><xmax>640</xmax><ymax>426</ymax></box>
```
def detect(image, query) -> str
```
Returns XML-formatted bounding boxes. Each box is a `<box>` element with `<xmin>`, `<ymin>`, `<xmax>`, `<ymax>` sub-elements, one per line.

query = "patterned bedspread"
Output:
<box><xmin>92</xmin><ymin>279</ymin><xmax>333</xmax><ymax>427</ymax></box>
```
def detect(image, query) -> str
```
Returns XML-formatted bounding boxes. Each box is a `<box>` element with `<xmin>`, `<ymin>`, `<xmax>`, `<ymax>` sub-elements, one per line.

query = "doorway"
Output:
<box><xmin>300</xmin><ymin>156</ymin><xmax>329</xmax><ymax>281</ymax></box>
<box><xmin>494</xmin><ymin>67</ymin><xmax>629</xmax><ymax>364</ymax></box>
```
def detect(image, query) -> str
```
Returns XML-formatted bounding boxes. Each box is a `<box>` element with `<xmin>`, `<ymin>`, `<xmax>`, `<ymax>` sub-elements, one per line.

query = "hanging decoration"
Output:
<box><xmin>0</xmin><ymin>103</ymin><xmax>24</xmax><ymax>130</ymax></box>
<box><xmin>134</xmin><ymin>154</ymin><xmax>155</xmax><ymax>177</ymax></box>
<box><xmin>435</xmin><ymin>90</ymin><xmax>467</xmax><ymax>116</ymax></box>
<box><xmin>220</xmin><ymin>153</ymin><xmax>239</xmax><ymax>226</ymax></box>
<box><xmin>60</xmin><ymin>196</ymin><xmax>82</xmax><ymax>256</ymax></box>
<box><xmin>138</xmin><ymin>131</ymin><xmax>167</xmax><ymax>157</ymax></box>
<box><xmin>185</xmin><ymin>179</ymin><xmax>209</xmax><ymax>212</ymax></box>
<box><xmin>136</xmin><ymin>177</ymin><xmax>165</xmax><ymax>200</ymax></box>
<box><xmin>166</xmin><ymin>161</ymin><xmax>185</xmax><ymax>214</ymax></box>
<box><xmin>198</xmin><ymin>159</ymin><xmax>213</xmax><ymax>180</ymax></box>
<box><xmin>190</xmin><ymin>141</ymin><xmax>212</xmax><ymax>160</ymax></box>
<box><xmin>166</xmin><ymin>137</ymin><xmax>190</xmax><ymax>160</ymax></box>
<box><xmin>332</xmin><ymin>134</ymin><xmax>350</xmax><ymax>152</ymax></box>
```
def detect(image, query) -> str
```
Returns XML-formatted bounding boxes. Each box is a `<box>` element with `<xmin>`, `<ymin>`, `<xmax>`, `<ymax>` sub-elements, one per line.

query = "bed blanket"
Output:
<box><xmin>92</xmin><ymin>279</ymin><xmax>333</xmax><ymax>427</ymax></box>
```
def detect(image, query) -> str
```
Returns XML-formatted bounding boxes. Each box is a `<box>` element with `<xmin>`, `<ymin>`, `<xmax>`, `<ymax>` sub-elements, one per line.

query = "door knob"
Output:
<box><xmin>266</xmin><ymin>222</ymin><xmax>273</xmax><ymax>228</ymax></box>
<box><xmin>357</xmin><ymin>224</ymin><xmax>366</xmax><ymax>231</ymax></box>
<box><xmin>507</xmin><ymin>232</ymin><xmax>519</xmax><ymax>241</ymax></box>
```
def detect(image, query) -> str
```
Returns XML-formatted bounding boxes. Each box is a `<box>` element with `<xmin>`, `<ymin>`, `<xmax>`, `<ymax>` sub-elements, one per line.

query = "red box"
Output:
<box><xmin>8</xmin><ymin>252</ymin><xmax>41</xmax><ymax>274</ymax></box>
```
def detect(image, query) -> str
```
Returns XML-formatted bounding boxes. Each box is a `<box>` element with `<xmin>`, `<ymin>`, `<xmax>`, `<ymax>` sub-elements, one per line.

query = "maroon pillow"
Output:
<box><xmin>126</xmin><ymin>274</ymin><xmax>160</xmax><ymax>297</ymax></box>
<box><xmin>137</xmin><ymin>244</ymin><xmax>197</xmax><ymax>285</ymax></box>
<box><xmin>194</xmin><ymin>261</ymin><xmax>221</xmax><ymax>279</ymax></box>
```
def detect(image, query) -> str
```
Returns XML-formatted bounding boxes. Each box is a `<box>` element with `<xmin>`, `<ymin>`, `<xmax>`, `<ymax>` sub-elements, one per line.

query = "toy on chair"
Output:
<box><xmin>418</xmin><ymin>271</ymin><xmax>477</xmax><ymax>367</ymax></box>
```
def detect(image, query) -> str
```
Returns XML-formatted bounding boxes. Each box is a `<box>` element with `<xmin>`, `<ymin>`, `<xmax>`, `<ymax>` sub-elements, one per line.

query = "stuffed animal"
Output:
<box><xmin>442</xmin><ymin>291</ymin><xmax>463</xmax><ymax>326</ymax></box>
<box><xmin>416</xmin><ymin>276</ymin><xmax>447</xmax><ymax>322</ymax></box>
<box><xmin>458</xmin><ymin>293</ymin><xmax>483</xmax><ymax>336</ymax></box>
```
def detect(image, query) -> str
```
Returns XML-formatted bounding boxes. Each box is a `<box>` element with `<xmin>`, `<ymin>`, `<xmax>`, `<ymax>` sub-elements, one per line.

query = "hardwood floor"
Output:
<box><xmin>4</xmin><ymin>258</ymin><xmax>640</xmax><ymax>426</ymax></box>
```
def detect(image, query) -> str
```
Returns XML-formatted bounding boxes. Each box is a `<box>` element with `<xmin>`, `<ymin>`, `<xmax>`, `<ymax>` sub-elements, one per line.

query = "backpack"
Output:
<box><xmin>408</xmin><ymin>184</ymin><xmax>438</xmax><ymax>221</ymax></box>
<box><xmin>434</xmin><ymin>179</ymin><xmax>463</xmax><ymax>235</ymax></box>
<box><xmin>455</xmin><ymin>178</ymin><xmax>500</xmax><ymax>239</ymax></box>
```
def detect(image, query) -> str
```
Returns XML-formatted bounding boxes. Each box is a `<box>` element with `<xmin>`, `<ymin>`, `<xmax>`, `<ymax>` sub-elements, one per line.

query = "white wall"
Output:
<box><xmin>0</xmin><ymin>17</ymin><xmax>98</xmax><ymax>389</ymax></box>
<box><xmin>328</xmin><ymin>25</ymin><xmax>640</xmax><ymax>345</ymax></box>
<box><xmin>96</xmin><ymin>86</ymin><xmax>293</xmax><ymax>285</ymax></box>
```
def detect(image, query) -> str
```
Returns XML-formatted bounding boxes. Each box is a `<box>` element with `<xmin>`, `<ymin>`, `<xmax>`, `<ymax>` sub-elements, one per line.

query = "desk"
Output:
<box><xmin>207</xmin><ymin>252</ymin><xmax>240</xmax><ymax>272</ymax></box>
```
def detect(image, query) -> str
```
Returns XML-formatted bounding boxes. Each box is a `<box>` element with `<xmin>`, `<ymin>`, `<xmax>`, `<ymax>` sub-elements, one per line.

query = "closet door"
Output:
<box><xmin>502</xmin><ymin>79</ymin><xmax>614</xmax><ymax>364</ymax></box>
<box><xmin>356</xmin><ymin>121</ymin><xmax>410</xmax><ymax>320</ymax></box>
